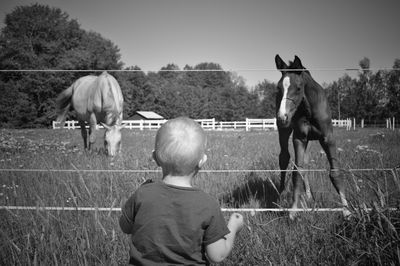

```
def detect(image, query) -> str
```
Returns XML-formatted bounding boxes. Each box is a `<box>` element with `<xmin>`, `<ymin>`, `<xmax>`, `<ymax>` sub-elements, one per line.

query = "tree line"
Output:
<box><xmin>325</xmin><ymin>57</ymin><xmax>400</xmax><ymax>124</ymax></box>
<box><xmin>0</xmin><ymin>4</ymin><xmax>399</xmax><ymax>128</ymax></box>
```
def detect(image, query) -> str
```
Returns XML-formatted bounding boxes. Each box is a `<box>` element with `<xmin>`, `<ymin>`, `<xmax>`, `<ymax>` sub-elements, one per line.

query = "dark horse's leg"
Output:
<box><xmin>319</xmin><ymin>132</ymin><xmax>350</xmax><ymax>217</ymax></box>
<box><xmin>79</xmin><ymin>120</ymin><xmax>88</xmax><ymax>149</ymax></box>
<box><xmin>278</xmin><ymin>127</ymin><xmax>293</xmax><ymax>193</ymax></box>
<box><xmin>290</xmin><ymin>134</ymin><xmax>309</xmax><ymax>219</ymax></box>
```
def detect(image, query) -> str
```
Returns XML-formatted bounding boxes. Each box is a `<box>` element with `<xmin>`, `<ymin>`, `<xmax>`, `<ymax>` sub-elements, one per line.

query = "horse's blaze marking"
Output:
<box><xmin>279</xmin><ymin>76</ymin><xmax>291</xmax><ymax>117</ymax></box>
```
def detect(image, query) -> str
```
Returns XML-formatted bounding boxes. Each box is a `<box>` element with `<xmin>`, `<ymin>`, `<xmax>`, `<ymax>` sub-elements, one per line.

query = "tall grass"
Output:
<box><xmin>0</xmin><ymin>128</ymin><xmax>399</xmax><ymax>265</ymax></box>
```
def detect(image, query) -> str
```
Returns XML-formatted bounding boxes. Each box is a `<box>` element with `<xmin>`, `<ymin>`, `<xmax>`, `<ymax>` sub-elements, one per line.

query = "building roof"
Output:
<box><xmin>135</xmin><ymin>111</ymin><xmax>164</xmax><ymax>120</ymax></box>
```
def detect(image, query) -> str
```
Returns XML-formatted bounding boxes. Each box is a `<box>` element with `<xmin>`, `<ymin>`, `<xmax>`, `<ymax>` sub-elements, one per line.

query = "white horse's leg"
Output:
<box><xmin>88</xmin><ymin>114</ymin><xmax>97</xmax><ymax>150</ymax></box>
<box><xmin>78</xmin><ymin>120</ymin><xmax>88</xmax><ymax>149</ymax></box>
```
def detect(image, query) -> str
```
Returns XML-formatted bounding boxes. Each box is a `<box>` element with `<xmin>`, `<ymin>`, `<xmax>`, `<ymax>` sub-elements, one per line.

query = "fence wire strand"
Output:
<box><xmin>1</xmin><ymin>167</ymin><xmax>398</xmax><ymax>212</ymax></box>
<box><xmin>0</xmin><ymin>168</ymin><xmax>396</xmax><ymax>173</ymax></box>
<box><xmin>1</xmin><ymin>68</ymin><xmax>400</xmax><ymax>73</ymax></box>
<box><xmin>0</xmin><ymin>206</ymin><xmax>398</xmax><ymax>213</ymax></box>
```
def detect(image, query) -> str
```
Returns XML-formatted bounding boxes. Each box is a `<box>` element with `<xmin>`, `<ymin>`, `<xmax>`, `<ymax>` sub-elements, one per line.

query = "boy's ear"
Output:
<box><xmin>198</xmin><ymin>154</ymin><xmax>207</xmax><ymax>168</ymax></box>
<box><xmin>152</xmin><ymin>150</ymin><xmax>160</xmax><ymax>166</ymax></box>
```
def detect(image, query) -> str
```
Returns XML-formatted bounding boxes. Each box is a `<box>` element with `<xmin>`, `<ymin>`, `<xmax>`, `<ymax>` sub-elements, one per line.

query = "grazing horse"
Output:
<box><xmin>56</xmin><ymin>71</ymin><xmax>124</xmax><ymax>156</ymax></box>
<box><xmin>274</xmin><ymin>55</ymin><xmax>350</xmax><ymax>219</ymax></box>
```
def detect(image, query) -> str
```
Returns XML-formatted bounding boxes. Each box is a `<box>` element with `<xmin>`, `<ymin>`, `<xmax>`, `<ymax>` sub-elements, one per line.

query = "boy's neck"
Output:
<box><xmin>163</xmin><ymin>175</ymin><xmax>193</xmax><ymax>187</ymax></box>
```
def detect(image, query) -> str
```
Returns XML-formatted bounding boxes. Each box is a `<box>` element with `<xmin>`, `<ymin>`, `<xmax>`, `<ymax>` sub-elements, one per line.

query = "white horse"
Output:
<box><xmin>56</xmin><ymin>72</ymin><xmax>124</xmax><ymax>156</ymax></box>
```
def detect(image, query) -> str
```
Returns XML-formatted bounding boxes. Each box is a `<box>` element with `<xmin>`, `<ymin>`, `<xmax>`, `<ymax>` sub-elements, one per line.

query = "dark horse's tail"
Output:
<box><xmin>56</xmin><ymin>85</ymin><xmax>73</xmax><ymax>127</ymax></box>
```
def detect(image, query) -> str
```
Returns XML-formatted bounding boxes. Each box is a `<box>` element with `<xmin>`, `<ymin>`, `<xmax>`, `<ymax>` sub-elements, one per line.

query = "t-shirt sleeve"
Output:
<box><xmin>202</xmin><ymin>201</ymin><xmax>230</xmax><ymax>245</ymax></box>
<box><xmin>119</xmin><ymin>193</ymin><xmax>136</xmax><ymax>234</ymax></box>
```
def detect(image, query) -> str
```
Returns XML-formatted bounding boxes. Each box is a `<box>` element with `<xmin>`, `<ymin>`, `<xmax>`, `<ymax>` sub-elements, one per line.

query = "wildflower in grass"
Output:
<box><xmin>366</xmin><ymin>148</ymin><xmax>383</xmax><ymax>157</ymax></box>
<box><xmin>356</xmin><ymin>145</ymin><xmax>369</xmax><ymax>151</ymax></box>
<box><xmin>337</xmin><ymin>148</ymin><xmax>343</xmax><ymax>152</ymax></box>
<box><xmin>355</xmin><ymin>145</ymin><xmax>382</xmax><ymax>157</ymax></box>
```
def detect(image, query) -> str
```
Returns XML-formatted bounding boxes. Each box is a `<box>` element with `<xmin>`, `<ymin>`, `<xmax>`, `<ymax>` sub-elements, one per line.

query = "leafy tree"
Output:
<box><xmin>0</xmin><ymin>4</ymin><xmax>84</xmax><ymax>70</ymax></box>
<box><xmin>386</xmin><ymin>59</ymin><xmax>400</xmax><ymax>118</ymax></box>
<box><xmin>370</xmin><ymin>70</ymin><xmax>389</xmax><ymax>120</ymax></box>
<box><xmin>325</xmin><ymin>58</ymin><xmax>400</xmax><ymax>123</ymax></box>
<box><xmin>255</xmin><ymin>80</ymin><xmax>277</xmax><ymax>118</ymax></box>
<box><xmin>0</xmin><ymin>4</ymin><xmax>123</xmax><ymax>127</ymax></box>
<box><xmin>159</xmin><ymin>63</ymin><xmax>181</xmax><ymax>80</ymax></box>
<box><xmin>0</xmin><ymin>79</ymin><xmax>36</xmax><ymax>127</ymax></box>
<box><xmin>356</xmin><ymin>57</ymin><xmax>377</xmax><ymax>121</ymax></box>
<box><xmin>2</xmin><ymin>5</ymin><xmax>397</xmax><ymax>127</ymax></box>
<box><xmin>116</xmin><ymin>66</ymin><xmax>148</xmax><ymax>118</ymax></box>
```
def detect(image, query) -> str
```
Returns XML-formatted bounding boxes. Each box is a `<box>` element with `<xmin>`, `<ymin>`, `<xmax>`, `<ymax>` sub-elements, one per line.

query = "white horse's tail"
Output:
<box><xmin>56</xmin><ymin>85</ymin><xmax>73</xmax><ymax>126</ymax></box>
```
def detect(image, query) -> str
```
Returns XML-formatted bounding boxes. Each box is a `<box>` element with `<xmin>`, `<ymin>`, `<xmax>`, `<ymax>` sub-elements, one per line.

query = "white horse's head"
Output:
<box><xmin>101</xmin><ymin>123</ymin><xmax>123</xmax><ymax>157</ymax></box>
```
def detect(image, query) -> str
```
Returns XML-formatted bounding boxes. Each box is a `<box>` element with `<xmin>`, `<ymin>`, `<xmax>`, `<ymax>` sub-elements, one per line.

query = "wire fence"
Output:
<box><xmin>1</xmin><ymin>167</ymin><xmax>399</xmax><ymax>213</ymax></box>
<box><xmin>4</xmin><ymin>205</ymin><xmax>395</xmax><ymax>213</ymax></box>
<box><xmin>1</xmin><ymin>68</ymin><xmax>400</xmax><ymax>73</ymax></box>
<box><xmin>0</xmin><ymin>167</ymin><xmax>397</xmax><ymax>173</ymax></box>
<box><xmin>1</xmin><ymin>67</ymin><xmax>399</xmax><ymax>212</ymax></box>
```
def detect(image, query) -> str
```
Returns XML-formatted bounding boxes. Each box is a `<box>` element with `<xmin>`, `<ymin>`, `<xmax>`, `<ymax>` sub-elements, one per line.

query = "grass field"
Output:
<box><xmin>1</xmin><ymin>127</ymin><xmax>399</xmax><ymax>265</ymax></box>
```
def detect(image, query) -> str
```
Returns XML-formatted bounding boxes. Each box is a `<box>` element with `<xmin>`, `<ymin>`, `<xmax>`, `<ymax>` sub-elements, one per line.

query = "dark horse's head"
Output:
<box><xmin>275</xmin><ymin>54</ymin><xmax>310</xmax><ymax>127</ymax></box>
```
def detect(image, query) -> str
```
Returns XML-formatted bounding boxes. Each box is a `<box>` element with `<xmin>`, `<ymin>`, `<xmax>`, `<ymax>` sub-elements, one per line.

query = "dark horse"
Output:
<box><xmin>274</xmin><ymin>55</ymin><xmax>350</xmax><ymax>219</ymax></box>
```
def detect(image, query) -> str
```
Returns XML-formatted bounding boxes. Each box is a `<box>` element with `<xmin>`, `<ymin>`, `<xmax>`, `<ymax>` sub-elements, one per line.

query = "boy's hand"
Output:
<box><xmin>228</xmin><ymin>213</ymin><xmax>244</xmax><ymax>233</ymax></box>
<box><xmin>206</xmin><ymin>212</ymin><xmax>244</xmax><ymax>262</ymax></box>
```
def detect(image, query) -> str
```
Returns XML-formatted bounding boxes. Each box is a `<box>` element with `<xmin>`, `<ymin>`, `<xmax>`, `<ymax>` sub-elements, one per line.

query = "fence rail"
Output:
<box><xmin>52</xmin><ymin>118</ymin><xmax>279</xmax><ymax>131</ymax></box>
<box><xmin>53</xmin><ymin>117</ymin><xmax>399</xmax><ymax>131</ymax></box>
<box><xmin>52</xmin><ymin>118</ymin><xmax>357</xmax><ymax>131</ymax></box>
<box><xmin>1</xmin><ymin>167</ymin><xmax>398</xmax><ymax>213</ymax></box>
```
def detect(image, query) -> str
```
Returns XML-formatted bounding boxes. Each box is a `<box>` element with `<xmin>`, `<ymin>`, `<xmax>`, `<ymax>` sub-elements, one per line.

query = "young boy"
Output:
<box><xmin>119</xmin><ymin>116</ymin><xmax>244</xmax><ymax>265</ymax></box>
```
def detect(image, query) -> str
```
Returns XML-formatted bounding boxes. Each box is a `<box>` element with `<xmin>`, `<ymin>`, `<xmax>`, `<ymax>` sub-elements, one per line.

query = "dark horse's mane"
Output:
<box><xmin>287</xmin><ymin>60</ymin><xmax>311</xmax><ymax>75</ymax></box>
<box><xmin>287</xmin><ymin>59</ymin><xmax>325</xmax><ymax>103</ymax></box>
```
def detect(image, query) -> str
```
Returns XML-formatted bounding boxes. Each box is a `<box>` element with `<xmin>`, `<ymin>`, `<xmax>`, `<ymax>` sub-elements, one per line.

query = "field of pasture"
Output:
<box><xmin>1</xmin><ymin>127</ymin><xmax>399</xmax><ymax>265</ymax></box>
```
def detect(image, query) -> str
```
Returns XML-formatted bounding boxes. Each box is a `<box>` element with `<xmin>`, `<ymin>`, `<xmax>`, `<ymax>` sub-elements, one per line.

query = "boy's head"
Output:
<box><xmin>153</xmin><ymin>117</ymin><xmax>207</xmax><ymax>176</ymax></box>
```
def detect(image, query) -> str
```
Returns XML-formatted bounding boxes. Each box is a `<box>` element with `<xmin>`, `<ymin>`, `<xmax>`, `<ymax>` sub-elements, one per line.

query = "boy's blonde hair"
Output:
<box><xmin>154</xmin><ymin>117</ymin><xmax>206</xmax><ymax>176</ymax></box>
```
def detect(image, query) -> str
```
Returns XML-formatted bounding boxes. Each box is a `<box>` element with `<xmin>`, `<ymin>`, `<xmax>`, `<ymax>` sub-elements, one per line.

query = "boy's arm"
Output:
<box><xmin>205</xmin><ymin>213</ymin><xmax>244</xmax><ymax>263</ymax></box>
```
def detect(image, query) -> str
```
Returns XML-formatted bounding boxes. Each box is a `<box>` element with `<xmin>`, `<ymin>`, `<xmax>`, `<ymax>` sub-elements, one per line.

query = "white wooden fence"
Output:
<box><xmin>330</xmin><ymin>118</ymin><xmax>396</xmax><ymax>130</ymax></box>
<box><xmin>52</xmin><ymin>118</ymin><xmax>361</xmax><ymax>131</ymax></box>
<box><xmin>52</xmin><ymin>118</ymin><xmax>277</xmax><ymax>131</ymax></box>
<box><xmin>332</xmin><ymin>118</ymin><xmax>353</xmax><ymax>130</ymax></box>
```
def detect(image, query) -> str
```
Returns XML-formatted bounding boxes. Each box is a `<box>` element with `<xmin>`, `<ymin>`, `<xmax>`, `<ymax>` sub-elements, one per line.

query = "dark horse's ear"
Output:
<box><xmin>275</xmin><ymin>54</ymin><xmax>288</xmax><ymax>72</ymax></box>
<box><xmin>292</xmin><ymin>55</ymin><xmax>304</xmax><ymax>69</ymax></box>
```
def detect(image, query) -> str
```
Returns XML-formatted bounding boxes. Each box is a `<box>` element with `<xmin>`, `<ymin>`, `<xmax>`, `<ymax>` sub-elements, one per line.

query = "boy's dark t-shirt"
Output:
<box><xmin>120</xmin><ymin>181</ymin><xmax>230</xmax><ymax>265</ymax></box>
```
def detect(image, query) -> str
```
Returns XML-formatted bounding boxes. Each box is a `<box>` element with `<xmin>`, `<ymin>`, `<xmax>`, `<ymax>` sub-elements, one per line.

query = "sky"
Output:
<box><xmin>1</xmin><ymin>0</ymin><xmax>399</xmax><ymax>87</ymax></box>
